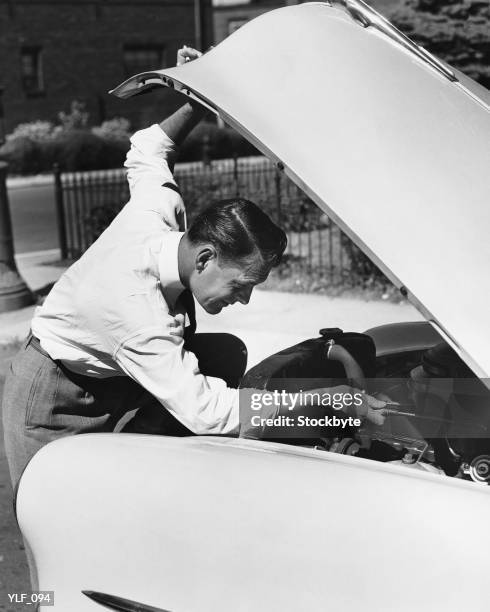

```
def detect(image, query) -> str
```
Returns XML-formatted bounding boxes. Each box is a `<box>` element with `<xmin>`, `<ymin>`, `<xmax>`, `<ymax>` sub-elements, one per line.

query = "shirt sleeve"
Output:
<box><xmin>124</xmin><ymin>124</ymin><xmax>186</xmax><ymax>230</ymax></box>
<box><xmin>113</xmin><ymin>326</ymin><xmax>240</xmax><ymax>435</ymax></box>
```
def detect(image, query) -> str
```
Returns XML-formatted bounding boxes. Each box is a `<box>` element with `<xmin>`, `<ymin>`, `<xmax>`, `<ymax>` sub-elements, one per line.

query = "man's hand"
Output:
<box><xmin>301</xmin><ymin>384</ymin><xmax>391</xmax><ymax>426</ymax></box>
<box><xmin>169</xmin><ymin>314</ymin><xmax>185</xmax><ymax>341</ymax></box>
<box><xmin>176</xmin><ymin>46</ymin><xmax>202</xmax><ymax>66</ymax></box>
<box><xmin>351</xmin><ymin>388</ymin><xmax>390</xmax><ymax>426</ymax></box>
<box><xmin>365</xmin><ymin>407</ymin><xmax>389</xmax><ymax>426</ymax></box>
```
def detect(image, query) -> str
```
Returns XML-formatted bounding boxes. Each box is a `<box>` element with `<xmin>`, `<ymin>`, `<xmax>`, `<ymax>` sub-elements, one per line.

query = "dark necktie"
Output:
<box><xmin>176</xmin><ymin>288</ymin><xmax>197</xmax><ymax>344</ymax></box>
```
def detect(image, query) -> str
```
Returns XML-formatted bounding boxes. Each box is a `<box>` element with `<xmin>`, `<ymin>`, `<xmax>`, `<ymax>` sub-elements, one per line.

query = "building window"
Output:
<box><xmin>228</xmin><ymin>18</ymin><xmax>248</xmax><ymax>35</ymax></box>
<box><xmin>21</xmin><ymin>47</ymin><xmax>44</xmax><ymax>96</ymax></box>
<box><xmin>213</xmin><ymin>0</ymin><xmax>251</xmax><ymax>5</ymax></box>
<box><xmin>123</xmin><ymin>45</ymin><xmax>166</xmax><ymax>77</ymax></box>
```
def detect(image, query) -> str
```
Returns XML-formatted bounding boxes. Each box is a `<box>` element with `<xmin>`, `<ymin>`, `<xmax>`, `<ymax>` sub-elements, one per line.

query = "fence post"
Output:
<box><xmin>233</xmin><ymin>152</ymin><xmax>239</xmax><ymax>197</ymax></box>
<box><xmin>274</xmin><ymin>167</ymin><xmax>283</xmax><ymax>226</ymax></box>
<box><xmin>0</xmin><ymin>161</ymin><xmax>34</xmax><ymax>312</ymax></box>
<box><xmin>201</xmin><ymin>134</ymin><xmax>211</xmax><ymax>167</ymax></box>
<box><xmin>53</xmin><ymin>163</ymin><xmax>68</xmax><ymax>260</ymax></box>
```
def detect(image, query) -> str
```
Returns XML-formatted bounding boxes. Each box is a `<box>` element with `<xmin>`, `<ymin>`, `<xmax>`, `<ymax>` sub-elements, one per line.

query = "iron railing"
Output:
<box><xmin>53</xmin><ymin>157</ymin><xmax>382</xmax><ymax>288</ymax></box>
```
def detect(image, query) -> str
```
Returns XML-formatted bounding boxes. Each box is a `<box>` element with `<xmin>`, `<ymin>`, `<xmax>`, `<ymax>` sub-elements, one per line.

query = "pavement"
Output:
<box><xmin>1</xmin><ymin>249</ymin><xmax>424</xmax><ymax>367</ymax></box>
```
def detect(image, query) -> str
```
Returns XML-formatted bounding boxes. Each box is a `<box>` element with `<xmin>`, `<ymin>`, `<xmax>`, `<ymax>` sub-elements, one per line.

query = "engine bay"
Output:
<box><xmin>240</xmin><ymin>324</ymin><xmax>490</xmax><ymax>485</ymax></box>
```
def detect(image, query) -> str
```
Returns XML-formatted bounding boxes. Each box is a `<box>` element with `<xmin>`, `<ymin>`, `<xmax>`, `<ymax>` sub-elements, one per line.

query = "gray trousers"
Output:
<box><xmin>2</xmin><ymin>332</ymin><xmax>247</xmax><ymax>490</ymax></box>
<box><xmin>2</xmin><ymin>334</ymin><xmax>143</xmax><ymax>489</ymax></box>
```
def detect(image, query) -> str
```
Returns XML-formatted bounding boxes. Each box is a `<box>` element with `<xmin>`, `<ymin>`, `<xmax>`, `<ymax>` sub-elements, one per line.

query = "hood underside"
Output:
<box><xmin>111</xmin><ymin>1</ymin><xmax>490</xmax><ymax>381</ymax></box>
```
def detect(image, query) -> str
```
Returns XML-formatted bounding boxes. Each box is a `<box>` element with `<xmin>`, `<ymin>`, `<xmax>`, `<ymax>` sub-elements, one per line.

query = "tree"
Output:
<box><xmin>388</xmin><ymin>0</ymin><xmax>490</xmax><ymax>87</ymax></box>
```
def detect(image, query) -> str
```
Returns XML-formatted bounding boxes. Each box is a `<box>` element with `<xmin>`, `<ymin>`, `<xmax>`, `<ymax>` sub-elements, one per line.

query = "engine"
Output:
<box><xmin>240</xmin><ymin>326</ymin><xmax>490</xmax><ymax>484</ymax></box>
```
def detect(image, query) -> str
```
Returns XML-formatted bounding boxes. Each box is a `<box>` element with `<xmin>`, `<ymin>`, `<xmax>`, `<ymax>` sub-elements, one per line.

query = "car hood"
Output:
<box><xmin>111</xmin><ymin>1</ymin><xmax>490</xmax><ymax>381</ymax></box>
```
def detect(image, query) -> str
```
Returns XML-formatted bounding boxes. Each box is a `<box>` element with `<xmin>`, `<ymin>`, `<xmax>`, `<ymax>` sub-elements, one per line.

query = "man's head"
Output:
<box><xmin>180</xmin><ymin>198</ymin><xmax>287</xmax><ymax>314</ymax></box>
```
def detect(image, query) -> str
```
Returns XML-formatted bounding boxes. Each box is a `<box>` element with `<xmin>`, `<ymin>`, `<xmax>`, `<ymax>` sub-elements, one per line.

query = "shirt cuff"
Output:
<box><xmin>130</xmin><ymin>124</ymin><xmax>178</xmax><ymax>167</ymax></box>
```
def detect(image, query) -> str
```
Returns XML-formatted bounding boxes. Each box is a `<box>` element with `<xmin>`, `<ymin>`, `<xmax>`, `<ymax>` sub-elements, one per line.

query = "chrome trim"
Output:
<box><xmin>326</xmin><ymin>0</ymin><xmax>457</xmax><ymax>82</ymax></box>
<box><xmin>82</xmin><ymin>591</ymin><xmax>171</xmax><ymax>612</ymax></box>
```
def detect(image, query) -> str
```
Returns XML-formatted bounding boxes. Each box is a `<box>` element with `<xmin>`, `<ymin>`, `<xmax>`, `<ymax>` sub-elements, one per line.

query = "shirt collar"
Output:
<box><xmin>159</xmin><ymin>231</ymin><xmax>185</xmax><ymax>307</ymax></box>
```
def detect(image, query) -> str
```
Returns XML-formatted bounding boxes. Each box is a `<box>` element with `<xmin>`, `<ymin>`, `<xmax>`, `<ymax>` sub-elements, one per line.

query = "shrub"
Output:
<box><xmin>57</xmin><ymin>100</ymin><xmax>89</xmax><ymax>132</ymax></box>
<box><xmin>5</xmin><ymin>120</ymin><xmax>56</xmax><ymax>143</ymax></box>
<box><xmin>0</xmin><ymin>130</ymin><xmax>128</xmax><ymax>173</ymax></box>
<box><xmin>388</xmin><ymin>0</ymin><xmax>490</xmax><ymax>87</ymax></box>
<box><xmin>0</xmin><ymin>100</ymin><xmax>262</xmax><ymax>173</ymax></box>
<box><xmin>91</xmin><ymin>117</ymin><xmax>131</xmax><ymax>143</ymax></box>
<box><xmin>0</xmin><ymin>101</ymin><xmax>131</xmax><ymax>173</ymax></box>
<box><xmin>0</xmin><ymin>120</ymin><xmax>58</xmax><ymax>173</ymax></box>
<box><xmin>0</xmin><ymin>137</ymin><xmax>44</xmax><ymax>174</ymax></box>
<box><xmin>84</xmin><ymin>202</ymin><xmax>122</xmax><ymax>242</ymax></box>
<box><xmin>54</xmin><ymin>130</ymin><xmax>127</xmax><ymax>172</ymax></box>
<box><xmin>178</xmin><ymin>122</ymin><xmax>259</xmax><ymax>162</ymax></box>
<box><xmin>340</xmin><ymin>235</ymin><xmax>391</xmax><ymax>290</ymax></box>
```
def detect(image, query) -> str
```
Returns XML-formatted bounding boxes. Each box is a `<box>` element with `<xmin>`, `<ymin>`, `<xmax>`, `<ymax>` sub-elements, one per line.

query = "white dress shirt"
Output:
<box><xmin>32</xmin><ymin>124</ymin><xmax>239</xmax><ymax>435</ymax></box>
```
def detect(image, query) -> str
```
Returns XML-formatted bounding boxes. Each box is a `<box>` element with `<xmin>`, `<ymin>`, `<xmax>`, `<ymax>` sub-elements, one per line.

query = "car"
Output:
<box><xmin>14</xmin><ymin>2</ymin><xmax>490</xmax><ymax>611</ymax></box>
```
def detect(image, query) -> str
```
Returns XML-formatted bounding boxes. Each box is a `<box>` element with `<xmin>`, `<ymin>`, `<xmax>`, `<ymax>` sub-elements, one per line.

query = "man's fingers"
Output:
<box><xmin>366</xmin><ymin>408</ymin><xmax>387</xmax><ymax>426</ymax></box>
<box><xmin>176</xmin><ymin>46</ymin><xmax>202</xmax><ymax>66</ymax></box>
<box><xmin>169</xmin><ymin>314</ymin><xmax>185</xmax><ymax>335</ymax></box>
<box><xmin>374</xmin><ymin>392</ymin><xmax>393</xmax><ymax>404</ymax></box>
<box><xmin>168</xmin><ymin>315</ymin><xmax>184</xmax><ymax>327</ymax></box>
<box><xmin>366</xmin><ymin>394</ymin><xmax>388</xmax><ymax>409</ymax></box>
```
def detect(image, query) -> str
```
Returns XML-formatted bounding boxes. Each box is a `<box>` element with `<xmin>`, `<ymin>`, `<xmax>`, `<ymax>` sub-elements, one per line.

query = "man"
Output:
<box><xmin>2</xmin><ymin>47</ymin><xmax>386</xmax><ymax>490</ymax></box>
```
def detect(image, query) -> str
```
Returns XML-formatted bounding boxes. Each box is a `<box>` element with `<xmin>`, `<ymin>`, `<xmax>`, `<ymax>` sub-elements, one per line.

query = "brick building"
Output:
<box><xmin>0</xmin><ymin>0</ymin><xmax>212</xmax><ymax>133</ymax></box>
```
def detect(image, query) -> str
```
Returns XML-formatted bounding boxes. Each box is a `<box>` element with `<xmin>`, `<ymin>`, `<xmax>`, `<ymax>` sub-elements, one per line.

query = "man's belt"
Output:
<box><xmin>26</xmin><ymin>332</ymin><xmax>51</xmax><ymax>359</ymax></box>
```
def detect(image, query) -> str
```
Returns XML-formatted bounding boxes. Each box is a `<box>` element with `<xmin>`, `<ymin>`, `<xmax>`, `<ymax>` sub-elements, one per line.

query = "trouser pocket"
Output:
<box><xmin>24</xmin><ymin>362</ymin><xmax>59</xmax><ymax>427</ymax></box>
<box><xmin>20</xmin><ymin>347</ymin><xmax>107</xmax><ymax>431</ymax></box>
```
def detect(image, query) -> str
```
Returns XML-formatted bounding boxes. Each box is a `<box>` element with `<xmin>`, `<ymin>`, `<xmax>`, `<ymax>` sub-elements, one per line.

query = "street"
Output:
<box><xmin>7</xmin><ymin>180</ymin><xmax>58</xmax><ymax>255</ymax></box>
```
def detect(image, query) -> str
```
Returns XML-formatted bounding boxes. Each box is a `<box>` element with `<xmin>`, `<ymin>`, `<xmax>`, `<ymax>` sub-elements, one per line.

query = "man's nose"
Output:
<box><xmin>237</xmin><ymin>286</ymin><xmax>253</xmax><ymax>305</ymax></box>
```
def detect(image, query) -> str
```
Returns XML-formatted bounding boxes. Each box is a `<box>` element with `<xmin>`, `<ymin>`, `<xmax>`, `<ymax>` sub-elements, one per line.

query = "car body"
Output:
<box><xmin>15</xmin><ymin>2</ymin><xmax>490</xmax><ymax>611</ymax></box>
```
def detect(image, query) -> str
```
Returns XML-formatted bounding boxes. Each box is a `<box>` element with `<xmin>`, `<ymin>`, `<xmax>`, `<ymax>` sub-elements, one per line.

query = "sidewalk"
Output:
<box><xmin>0</xmin><ymin>250</ymin><xmax>65</xmax><ymax>346</ymax></box>
<box><xmin>0</xmin><ymin>251</ymin><xmax>423</xmax><ymax>367</ymax></box>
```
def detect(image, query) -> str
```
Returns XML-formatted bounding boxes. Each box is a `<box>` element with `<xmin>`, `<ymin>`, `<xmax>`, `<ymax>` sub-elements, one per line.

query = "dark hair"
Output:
<box><xmin>187</xmin><ymin>198</ymin><xmax>287</xmax><ymax>269</ymax></box>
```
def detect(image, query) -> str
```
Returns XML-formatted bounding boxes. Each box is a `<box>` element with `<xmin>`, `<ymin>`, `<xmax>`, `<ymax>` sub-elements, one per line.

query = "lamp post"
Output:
<box><xmin>0</xmin><ymin>86</ymin><xmax>34</xmax><ymax>312</ymax></box>
<box><xmin>194</xmin><ymin>0</ymin><xmax>211</xmax><ymax>51</ymax></box>
<box><xmin>0</xmin><ymin>86</ymin><xmax>5</xmax><ymax>145</ymax></box>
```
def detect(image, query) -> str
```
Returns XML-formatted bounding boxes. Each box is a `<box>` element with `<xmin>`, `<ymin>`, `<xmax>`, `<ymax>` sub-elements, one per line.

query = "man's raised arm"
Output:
<box><xmin>159</xmin><ymin>46</ymin><xmax>207</xmax><ymax>147</ymax></box>
<box><xmin>123</xmin><ymin>46</ymin><xmax>207</xmax><ymax>227</ymax></box>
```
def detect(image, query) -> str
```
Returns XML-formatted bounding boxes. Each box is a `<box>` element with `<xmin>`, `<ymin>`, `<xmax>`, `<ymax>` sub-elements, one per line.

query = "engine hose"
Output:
<box><xmin>326</xmin><ymin>340</ymin><xmax>366</xmax><ymax>391</ymax></box>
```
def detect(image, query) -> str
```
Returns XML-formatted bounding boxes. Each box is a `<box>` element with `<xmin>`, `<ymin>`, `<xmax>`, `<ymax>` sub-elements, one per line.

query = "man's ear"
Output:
<box><xmin>195</xmin><ymin>245</ymin><xmax>217</xmax><ymax>272</ymax></box>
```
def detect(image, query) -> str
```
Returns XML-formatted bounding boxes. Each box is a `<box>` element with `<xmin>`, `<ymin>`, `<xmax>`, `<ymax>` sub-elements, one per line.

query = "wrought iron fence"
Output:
<box><xmin>53</xmin><ymin>158</ymin><xmax>385</xmax><ymax>289</ymax></box>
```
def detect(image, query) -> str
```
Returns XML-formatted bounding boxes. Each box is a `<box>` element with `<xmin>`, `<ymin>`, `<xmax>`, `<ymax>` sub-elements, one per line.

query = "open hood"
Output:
<box><xmin>111</xmin><ymin>1</ymin><xmax>490</xmax><ymax>381</ymax></box>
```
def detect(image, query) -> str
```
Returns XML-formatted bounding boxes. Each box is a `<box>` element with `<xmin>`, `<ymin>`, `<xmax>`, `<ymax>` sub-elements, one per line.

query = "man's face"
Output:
<box><xmin>190</xmin><ymin>248</ymin><xmax>269</xmax><ymax>315</ymax></box>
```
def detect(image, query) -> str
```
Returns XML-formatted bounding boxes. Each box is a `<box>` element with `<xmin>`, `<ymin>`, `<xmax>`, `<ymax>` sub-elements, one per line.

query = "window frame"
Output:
<box><xmin>122</xmin><ymin>44</ymin><xmax>167</xmax><ymax>78</ymax></box>
<box><xmin>20</xmin><ymin>46</ymin><xmax>45</xmax><ymax>97</ymax></box>
<box><xmin>227</xmin><ymin>18</ymin><xmax>248</xmax><ymax>35</ymax></box>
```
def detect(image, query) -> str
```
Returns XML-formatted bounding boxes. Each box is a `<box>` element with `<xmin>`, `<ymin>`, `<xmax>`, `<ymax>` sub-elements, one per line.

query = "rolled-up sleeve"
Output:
<box><xmin>114</xmin><ymin>327</ymin><xmax>240</xmax><ymax>435</ymax></box>
<box><xmin>124</xmin><ymin>124</ymin><xmax>186</xmax><ymax>229</ymax></box>
<box><xmin>125</xmin><ymin>124</ymin><xmax>177</xmax><ymax>189</ymax></box>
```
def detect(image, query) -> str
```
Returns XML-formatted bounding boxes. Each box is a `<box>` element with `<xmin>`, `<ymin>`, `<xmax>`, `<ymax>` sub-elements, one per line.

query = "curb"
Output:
<box><xmin>6</xmin><ymin>174</ymin><xmax>54</xmax><ymax>189</ymax></box>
